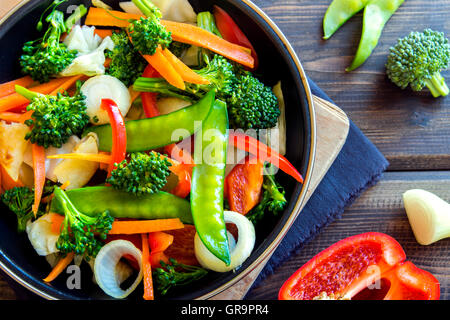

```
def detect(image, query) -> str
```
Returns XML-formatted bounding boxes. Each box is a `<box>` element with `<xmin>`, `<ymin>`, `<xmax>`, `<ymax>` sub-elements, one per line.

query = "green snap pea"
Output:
<box><xmin>346</xmin><ymin>0</ymin><xmax>404</xmax><ymax>71</ymax></box>
<box><xmin>84</xmin><ymin>90</ymin><xmax>216</xmax><ymax>152</ymax></box>
<box><xmin>190</xmin><ymin>99</ymin><xmax>230</xmax><ymax>265</ymax></box>
<box><xmin>49</xmin><ymin>186</ymin><xmax>194</xmax><ymax>224</ymax></box>
<box><xmin>323</xmin><ymin>0</ymin><xmax>370</xmax><ymax>40</ymax></box>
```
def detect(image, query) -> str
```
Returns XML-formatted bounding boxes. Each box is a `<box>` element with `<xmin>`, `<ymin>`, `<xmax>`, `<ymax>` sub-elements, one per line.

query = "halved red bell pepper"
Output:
<box><xmin>213</xmin><ymin>5</ymin><xmax>259</xmax><ymax>69</ymax></box>
<box><xmin>229</xmin><ymin>132</ymin><xmax>303</xmax><ymax>183</ymax></box>
<box><xmin>100</xmin><ymin>99</ymin><xmax>127</xmax><ymax>176</ymax></box>
<box><xmin>225</xmin><ymin>155</ymin><xmax>264</xmax><ymax>214</ymax></box>
<box><xmin>278</xmin><ymin>232</ymin><xmax>440</xmax><ymax>300</ymax></box>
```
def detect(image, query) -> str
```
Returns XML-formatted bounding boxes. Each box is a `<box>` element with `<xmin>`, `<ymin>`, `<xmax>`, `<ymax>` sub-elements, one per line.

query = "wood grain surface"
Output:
<box><xmin>1</xmin><ymin>0</ymin><xmax>450</xmax><ymax>301</ymax></box>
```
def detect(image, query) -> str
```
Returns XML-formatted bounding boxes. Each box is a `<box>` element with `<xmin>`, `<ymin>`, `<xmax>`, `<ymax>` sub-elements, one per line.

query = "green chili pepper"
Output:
<box><xmin>49</xmin><ymin>186</ymin><xmax>194</xmax><ymax>224</ymax></box>
<box><xmin>85</xmin><ymin>90</ymin><xmax>216</xmax><ymax>152</ymax></box>
<box><xmin>323</xmin><ymin>0</ymin><xmax>370</xmax><ymax>40</ymax></box>
<box><xmin>346</xmin><ymin>0</ymin><xmax>404</xmax><ymax>71</ymax></box>
<box><xmin>191</xmin><ymin>99</ymin><xmax>230</xmax><ymax>265</ymax></box>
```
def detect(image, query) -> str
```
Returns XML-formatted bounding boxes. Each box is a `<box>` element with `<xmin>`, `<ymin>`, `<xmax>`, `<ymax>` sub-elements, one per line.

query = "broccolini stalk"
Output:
<box><xmin>53</xmin><ymin>187</ymin><xmax>114</xmax><ymax>257</ymax></box>
<box><xmin>386</xmin><ymin>29</ymin><xmax>450</xmax><ymax>98</ymax></box>
<box><xmin>153</xmin><ymin>258</ymin><xmax>208</xmax><ymax>295</ymax></box>
<box><xmin>15</xmin><ymin>84</ymin><xmax>90</xmax><ymax>149</ymax></box>
<box><xmin>20</xmin><ymin>0</ymin><xmax>77</xmax><ymax>83</ymax></box>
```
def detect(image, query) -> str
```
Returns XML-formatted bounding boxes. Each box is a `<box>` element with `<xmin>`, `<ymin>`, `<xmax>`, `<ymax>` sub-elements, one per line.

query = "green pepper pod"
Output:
<box><xmin>84</xmin><ymin>90</ymin><xmax>216</xmax><ymax>152</ymax></box>
<box><xmin>49</xmin><ymin>186</ymin><xmax>194</xmax><ymax>224</ymax></box>
<box><xmin>323</xmin><ymin>0</ymin><xmax>370</xmax><ymax>40</ymax></box>
<box><xmin>191</xmin><ymin>99</ymin><xmax>230</xmax><ymax>265</ymax></box>
<box><xmin>346</xmin><ymin>0</ymin><xmax>404</xmax><ymax>71</ymax></box>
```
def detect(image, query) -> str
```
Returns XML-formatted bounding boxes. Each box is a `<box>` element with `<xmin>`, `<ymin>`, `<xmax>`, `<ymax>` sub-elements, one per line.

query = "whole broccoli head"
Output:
<box><xmin>106</xmin><ymin>152</ymin><xmax>172</xmax><ymax>197</ymax></box>
<box><xmin>106</xmin><ymin>30</ymin><xmax>147</xmax><ymax>86</ymax></box>
<box><xmin>386</xmin><ymin>29</ymin><xmax>450</xmax><ymax>98</ymax></box>
<box><xmin>53</xmin><ymin>187</ymin><xmax>113</xmax><ymax>257</ymax></box>
<box><xmin>246</xmin><ymin>164</ymin><xmax>287</xmax><ymax>224</ymax></box>
<box><xmin>15</xmin><ymin>84</ymin><xmax>90</xmax><ymax>149</ymax></box>
<box><xmin>20</xmin><ymin>2</ymin><xmax>77</xmax><ymax>83</ymax></box>
<box><xmin>227</xmin><ymin>73</ymin><xmax>280</xmax><ymax>130</ymax></box>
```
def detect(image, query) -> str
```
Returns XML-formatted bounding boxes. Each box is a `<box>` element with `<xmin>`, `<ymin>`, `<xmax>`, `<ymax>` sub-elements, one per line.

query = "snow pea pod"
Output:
<box><xmin>323</xmin><ymin>0</ymin><xmax>370</xmax><ymax>39</ymax></box>
<box><xmin>191</xmin><ymin>99</ymin><xmax>230</xmax><ymax>265</ymax></box>
<box><xmin>85</xmin><ymin>90</ymin><xmax>216</xmax><ymax>152</ymax></box>
<box><xmin>49</xmin><ymin>186</ymin><xmax>194</xmax><ymax>224</ymax></box>
<box><xmin>346</xmin><ymin>0</ymin><xmax>404</xmax><ymax>71</ymax></box>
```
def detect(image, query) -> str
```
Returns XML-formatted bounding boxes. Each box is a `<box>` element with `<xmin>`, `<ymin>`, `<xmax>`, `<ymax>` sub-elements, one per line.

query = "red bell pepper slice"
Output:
<box><xmin>225</xmin><ymin>156</ymin><xmax>264</xmax><ymax>214</ymax></box>
<box><xmin>141</xmin><ymin>65</ymin><xmax>161</xmax><ymax>118</ymax></box>
<box><xmin>278</xmin><ymin>232</ymin><xmax>440</xmax><ymax>300</ymax></box>
<box><xmin>229</xmin><ymin>132</ymin><xmax>303</xmax><ymax>183</ymax></box>
<box><xmin>100</xmin><ymin>99</ymin><xmax>127</xmax><ymax>176</ymax></box>
<box><xmin>213</xmin><ymin>5</ymin><xmax>259</xmax><ymax>69</ymax></box>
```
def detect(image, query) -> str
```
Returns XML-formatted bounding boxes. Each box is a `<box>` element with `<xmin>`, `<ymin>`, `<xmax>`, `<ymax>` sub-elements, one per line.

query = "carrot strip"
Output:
<box><xmin>0</xmin><ymin>164</ymin><xmax>23</xmax><ymax>191</ymax></box>
<box><xmin>141</xmin><ymin>233</ymin><xmax>154</xmax><ymax>300</ymax></box>
<box><xmin>84</xmin><ymin>7</ymin><xmax>253</xmax><ymax>68</ymax></box>
<box><xmin>49</xmin><ymin>213</ymin><xmax>65</xmax><ymax>233</ymax></box>
<box><xmin>31</xmin><ymin>144</ymin><xmax>46</xmax><ymax>216</ymax></box>
<box><xmin>129</xmin><ymin>86</ymin><xmax>141</xmax><ymax>103</ymax></box>
<box><xmin>142</xmin><ymin>47</ymin><xmax>185</xmax><ymax>90</ymax></box>
<box><xmin>94</xmin><ymin>29</ymin><xmax>114</xmax><ymax>38</ymax></box>
<box><xmin>0</xmin><ymin>110</ymin><xmax>33</xmax><ymax>123</ymax></box>
<box><xmin>160</xmin><ymin>48</ymin><xmax>210</xmax><ymax>85</ymax></box>
<box><xmin>0</xmin><ymin>77</ymin><xmax>67</xmax><ymax>113</ymax></box>
<box><xmin>47</xmin><ymin>153</ymin><xmax>112</xmax><ymax>164</ymax></box>
<box><xmin>49</xmin><ymin>74</ymin><xmax>85</xmax><ymax>96</ymax></box>
<box><xmin>161</xmin><ymin>20</ymin><xmax>254</xmax><ymax>68</ymax></box>
<box><xmin>43</xmin><ymin>252</ymin><xmax>75</xmax><ymax>282</ymax></box>
<box><xmin>0</xmin><ymin>76</ymin><xmax>35</xmax><ymax>98</ymax></box>
<box><xmin>108</xmin><ymin>219</ymin><xmax>184</xmax><ymax>235</ymax></box>
<box><xmin>85</xmin><ymin>7</ymin><xmax>141</xmax><ymax>28</ymax></box>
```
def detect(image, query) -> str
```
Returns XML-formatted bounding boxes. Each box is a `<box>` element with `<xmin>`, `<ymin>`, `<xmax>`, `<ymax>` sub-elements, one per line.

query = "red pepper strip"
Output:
<box><xmin>279</xmin><ymin>232</ymin><xmax>440</xmax><ymax>300</ymax></box>
<box><xmin>213</xmin><ymin>5</ymin><xmax>259</xmax><ymax>69</ymax></box>
<box><xmin>141</xmin><ymin>65</ymin><xmax>161</xmax><ymax>118</ymax></box>
<box><xmin>225</xmin><ymin>156</ymin><xmax>264</xmax><ymax>215</ymax></box>
<box><xmin>148</xmin><ymin>231</ymin><xmax>174</xmax><ymax>268</ymax></box>
<box><xmin>100</xmin><ymin>99</ymin><xmax>127</xmax><ymax>176</ymax></box>
<box><xmin>229</xmin><ymin>132</ymin><xmax>303</xmax><ymax>183</ymax></box>
<box><xmin>31</xmin><ymin>144</ymin><xmax>46</xmax><ymax>216</ymax></box>
<box><xmin>141</xmin><ymin>233</ymin><xmax>154</xmax><ymax>300</ymax></box>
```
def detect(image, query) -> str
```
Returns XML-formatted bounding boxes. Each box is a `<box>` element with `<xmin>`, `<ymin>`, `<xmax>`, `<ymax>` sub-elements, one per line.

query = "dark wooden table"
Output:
<box><xmin>0</xmin><ymin>0</ymin><xmax>449</xmax><ymax>300</ymax></box>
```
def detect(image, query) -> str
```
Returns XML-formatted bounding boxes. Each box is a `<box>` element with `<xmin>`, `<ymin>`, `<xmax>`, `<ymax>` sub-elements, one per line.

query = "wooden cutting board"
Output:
<box><xmin>0</xmin><ymin>2</ymin><xmax>350</xmax><ymax>300</ymax></box>
<box><xmin>209</xmin><ymin>96</ymin><xmax>349</xmax><ymax>300</ymax></box>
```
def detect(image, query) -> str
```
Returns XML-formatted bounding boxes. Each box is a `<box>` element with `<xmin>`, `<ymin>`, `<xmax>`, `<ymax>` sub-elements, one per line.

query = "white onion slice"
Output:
<box><xmin>81</xmin><ymin>75</ymin><xmax>131</xmax><ymax>125</ymax></box>
<box><xmin>94</xmin><ymin>240</ymin><xmax>143</xmax><ymax>299</ymax></box>
<box><xmin>194</xmin><ymin>211</ymin><xmax>255</xmax><ymax>272</ymax></box>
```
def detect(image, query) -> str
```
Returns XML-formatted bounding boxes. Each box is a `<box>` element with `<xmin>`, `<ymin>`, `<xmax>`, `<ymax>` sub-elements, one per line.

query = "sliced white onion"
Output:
<box><xmin>119</xmin><ymin>1</ymin><xmax>143</xmax><ymax>15</ymax></box>
<box><xmin>194</xmin><ymin>211</ymin><xmax>255</xmax><ymax>272</ymax></box>
<box><xmin>94</xmin><ymin>240</ymin><xmax>143</xmax><ymax>299</ymax></box>
<box><xmin>81</xmin><ymin>75</ymin><xmax>131</xmax><ymax>125</ymax></box>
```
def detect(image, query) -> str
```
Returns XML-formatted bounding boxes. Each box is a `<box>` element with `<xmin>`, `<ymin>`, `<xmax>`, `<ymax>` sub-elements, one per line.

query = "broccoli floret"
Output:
<box><xmin>106</xmin><ymin>152</ymin><xmax>172</xmax><ymax>197</ymax></box>
<box><xmin>19</xmin><ymin>1</ymin><xmax>77</xmax><ymax>83</ymax></box>
<box><xmin>1</xmin><ymin>185</ymin><xmax>54</xmax><ymax>232</ymax></box>
<box><xmin>168</xmin><ymin>41</ymin><xmax>191</xmax><ymax>58</ymax></box>
<box><xmin>53</xmin><ymin>186</ymin><xmax>113</xmax><ymax>257</ymax></box>
<box><xmin>15</xmin><ymin>84</ymin><xmax>89</xmax><ymax>149</ymax></box>
<box><xmin>227</xmin><ymin>72</ymin><xmax>280</xmax><ymax>130</ymax></box>
<box><xmin>127</xmin><ymin>0</ymin><xmax>172</xmax><ymax>56</ymax></box>
<box><xmin>106</xmin><ymin>30</ymin><xmax>147</xmax><ymax>86</ymax></box>
<box><xmin>386</xmin><ymin>29</ymin><xmax>450</xmax><ymax>98</ymax></box>
<box><xmin>153</xmin><ymin>258</ymin><xmax>208</xmax><ymax>296</ymax></box>
<box><xmin>247</xmin><ymin>164</ymin><xmax>287</xmax><ymax>224</ymax></box>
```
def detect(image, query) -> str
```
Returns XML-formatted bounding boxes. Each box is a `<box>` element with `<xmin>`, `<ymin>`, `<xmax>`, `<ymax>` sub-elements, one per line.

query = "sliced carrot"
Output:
<box><xmin>0</xmin><ymin>164</ymin><xmax>23</xmax><ymax>191</ymax></box>
<box><xmin>47</xmin><ymin>153</ymin><xmax>112</xmax><ymax>164</ymax></box>
<box><xmin>0</xmin><ymin>76</ymin><xmax>35</xmax><ymax>98</ymax></box>
<box><xmin>43</xmin><ymin>252</ymin><xmax>75</xmax><ymax>283</ymax></box>
<box><xmin>31</xmin><ymin>144</ymin><xmax>46</xmax><ymax>216</ymax></box>
<box><xmin>149</xmin><ymin>251</ymin><xmax>169</xmax><ymax>268</ymax></box>
<box><xmin>142</xmin><ymin>47</ymin><xmax>185</xmax><ymax>90</ymax></box>
<box><xmin>148</xmin><ymin>231</ymin><xmax>174</xmax><ymax>253</ymax></box>
<box><xmin>0</xmin><ymin>77</ymin><xmax>67</xmax><ymax>113</ymax></box>
<box><xmin>94</xmin><ymin>29</ymin><xmax>114</xmax><ymax>38</ymax></box>
<box><xmin>128</xmin><ymin>86</ymin><xmax>141</xmax><ymax>103</ymax></box>
<box><xmin>0</xmin><ymin>110</ymin><xmax>33</xmax><ymax>123</ymax></box>
<box><xmin>141</xmin><ymin>233</ymin><xmax>154</xmax><ymax>300</ymax></box>
<box><xmin>161</xmin><ymin>20</ymin><xmax>254</xmax><ymax>68</ymax></box>
<box><xmin>85</xmin><ymin>7</ymin><xmax>141</xmax><ymax>28</ymax></box>
<box><xmin>49</xmin><ymin>74</ymin><xmax>85</xmax><ymax>96</ymax></box>
<box><xmin>49</xmin><ymin>213</ymin><xmax>65</xmax><ymax>234</ymax></box>
<box><xmin>160</xmin><ymin>48</ymin><xmax>210</xmax><ymax>85</ymax></box>
<box><xmin>108</xmin><ymin>219</ymin><xmax>184</xmax><ymax>235</ymax></box>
